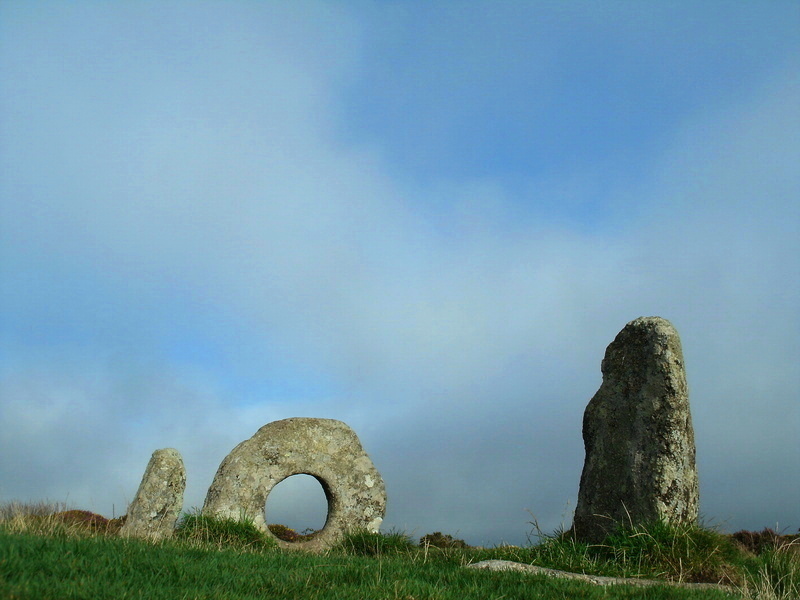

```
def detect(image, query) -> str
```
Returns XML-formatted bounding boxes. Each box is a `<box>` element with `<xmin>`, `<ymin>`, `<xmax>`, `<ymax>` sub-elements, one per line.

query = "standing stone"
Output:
<box><xmin>573</xmin><ymin>317</ymin><xmax>699</xmax><ymax>543</ymax></box>
<box><xmin>203</xmin><ymin>418</ymin><xmax>387</xmax><ymax>552</ymax></box>
<box><xmin>119</xmin><ymin>448</ymin><xmax>186</xmax><ymax>540</ymax></box>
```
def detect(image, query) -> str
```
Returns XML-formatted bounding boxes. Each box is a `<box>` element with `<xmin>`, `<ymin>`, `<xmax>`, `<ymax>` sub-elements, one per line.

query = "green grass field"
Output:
<box><xmin>0</xmin><ymin>502</ymin><xmax>797</xmax><ymax>599</ymax></box>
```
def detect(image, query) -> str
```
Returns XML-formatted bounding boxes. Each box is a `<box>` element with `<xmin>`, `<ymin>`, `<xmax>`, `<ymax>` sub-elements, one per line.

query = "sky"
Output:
<box><xmin>0</xmin><ymin>1</ymin><xmax>798</xmax><ymax>546</ymax></box>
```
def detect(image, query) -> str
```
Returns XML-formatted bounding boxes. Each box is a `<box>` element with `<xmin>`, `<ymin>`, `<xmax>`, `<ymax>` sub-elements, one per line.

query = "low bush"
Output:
<box><xmin>732</xmin><ymin>528</ymin><xmax>800</xmax><ymax>556</ymax></box>
<box><xmin>267</xmin><ymin>523</ymin><xmax>317</xmax><ymax>543</ymax></box>
<box><xmin>419</xmin><ymin>531</ymin><xmax>469</xmax><ymax>549</ymax></box>
<box><xmin>53</xmin><ymin>510</ymin><xmax>110</xmax><ymax>532</ymax></box>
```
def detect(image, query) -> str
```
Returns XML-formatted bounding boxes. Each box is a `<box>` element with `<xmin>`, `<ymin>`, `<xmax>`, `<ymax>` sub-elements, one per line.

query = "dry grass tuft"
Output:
<box><xmin>0</xmin><ymin>500</ymin><xmax>123</xmax><ymax>537</ymax></box>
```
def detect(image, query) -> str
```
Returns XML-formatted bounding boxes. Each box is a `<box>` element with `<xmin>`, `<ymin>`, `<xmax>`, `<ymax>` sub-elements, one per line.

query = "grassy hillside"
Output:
<box><xmin>1</xmin><ymin>502</ymin><xmax>797</xmax><ymax>600</ymax></box>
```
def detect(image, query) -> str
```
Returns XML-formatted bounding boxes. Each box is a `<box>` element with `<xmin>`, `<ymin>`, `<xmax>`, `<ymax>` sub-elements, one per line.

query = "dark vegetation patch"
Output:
<box><xmin>420</xmin><ymin>531</ymin><xmax>469</xmax><ymax>548</ymax></box>
<box><xmin>730</xmin><ymin>528</ymin><xmax>800</xmax><ymax>556</ymax></box>
<box><xmin>53</xmin><ymin>510</ymin><xmax>121</xmax><ymax>533</ymax></box>
<box><xmin>267</xmin><ymin>523</ymin><xmax>317</xmax><ymax>543</ymax></box>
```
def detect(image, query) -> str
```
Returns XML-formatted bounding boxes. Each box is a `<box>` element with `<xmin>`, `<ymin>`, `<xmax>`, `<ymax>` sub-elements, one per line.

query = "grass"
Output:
<box><xmin>593</xmin><ymin>520</ymin><xmax>748</xmax><ymax>584</ymax></box>
<box><xmin>174</xmin><ymin>511</ymin><xmax>277</xmax><ymax>552</ymax></box>
<box><xmin>1</xmin><ymin>501</ymin><xmax>797</xmax><ymax>600</ymax></box>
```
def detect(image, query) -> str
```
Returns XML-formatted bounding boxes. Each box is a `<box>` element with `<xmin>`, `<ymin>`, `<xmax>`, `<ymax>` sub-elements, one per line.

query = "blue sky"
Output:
<box><xmin>1</xmin><ymin>1</ymin><xmax>798</xmax><ymax>545</ymax></box>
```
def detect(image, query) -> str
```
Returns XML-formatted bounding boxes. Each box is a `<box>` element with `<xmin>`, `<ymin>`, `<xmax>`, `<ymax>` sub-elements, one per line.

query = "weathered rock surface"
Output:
<box><xmin>202</xmin><ymin>418</ymin><xmax>387</xmax><ymax>552</ymax></box>
<box><xmin>468</xmin><ymin>561</ymin><xmax>734</xmax><ymax>593</ymax></box>
<box><xmin>573</xmin><ymin>317</ymin><xmax>699</xmax><ymax>543</ymax></box>
<box><xmin>119</xmin><ymin>448</ymin><xmax>186</xmax><ymax>540</ymax></box>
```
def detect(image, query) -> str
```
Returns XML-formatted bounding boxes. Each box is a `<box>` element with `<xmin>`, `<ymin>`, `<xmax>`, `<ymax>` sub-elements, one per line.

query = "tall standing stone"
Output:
<box><xmin>119</xmin><ymin>448</ymin><xmax>186</xmax><ymax>540</ymax></box>
<box><xmin>573</xmin><ymin>317</ymin><xmax>699</xmax><ymax>543</ymax></box>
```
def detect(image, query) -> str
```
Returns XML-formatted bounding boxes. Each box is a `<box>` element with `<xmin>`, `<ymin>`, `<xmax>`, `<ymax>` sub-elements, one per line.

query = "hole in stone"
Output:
<box><xmin>265</xmin><ymin>474</ymin><xmax>329</xmax><ymax>542</ymax></box>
